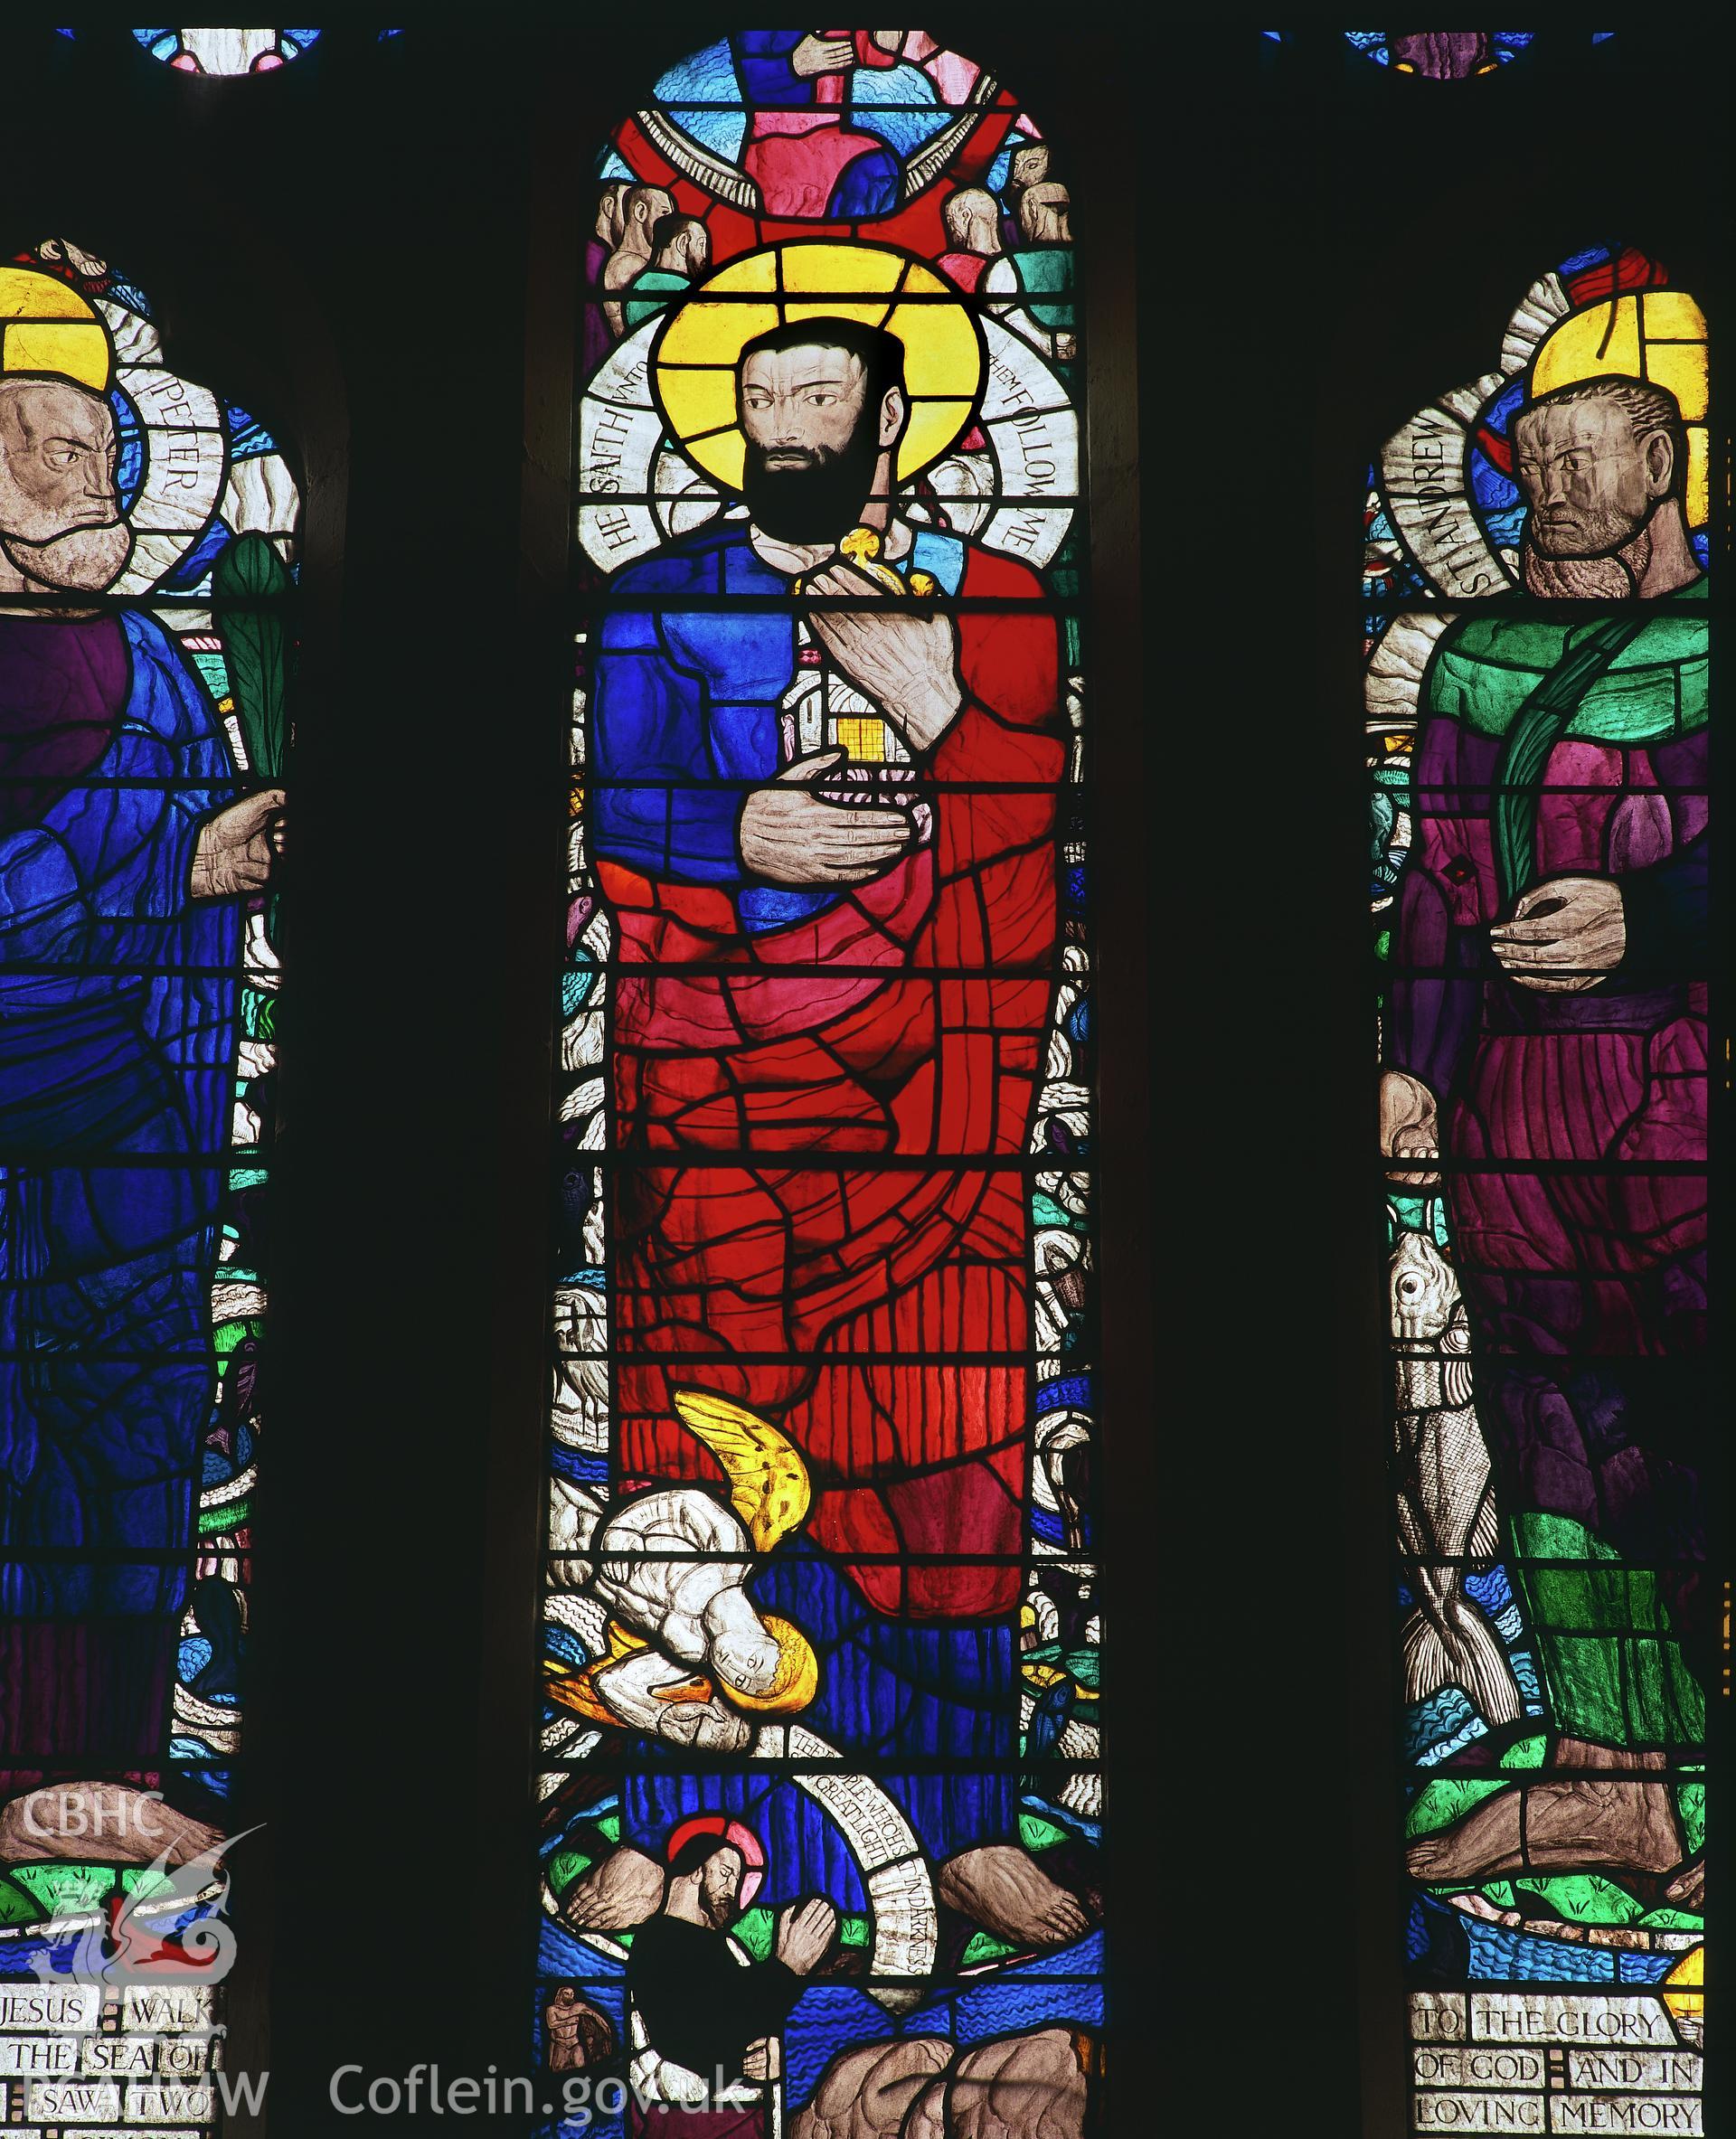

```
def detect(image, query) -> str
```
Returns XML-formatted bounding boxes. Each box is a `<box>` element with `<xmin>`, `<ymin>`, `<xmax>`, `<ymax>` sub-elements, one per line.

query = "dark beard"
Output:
<box><xmin>2</xmin><ymin>519</ymin><xmax>132</xmax><ymax>594</ymax></box>
<box><xmin>742</xmin><ymin>426</ymin><xmax>881</xmax><ymax>545</ymax></box>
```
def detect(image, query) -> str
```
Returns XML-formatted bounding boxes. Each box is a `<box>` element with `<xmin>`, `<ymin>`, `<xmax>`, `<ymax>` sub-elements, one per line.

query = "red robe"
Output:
<box><xmin>597</xmin><ymin>548</ymin><xmax>1061</xmax><ymax>1620</ymax></box>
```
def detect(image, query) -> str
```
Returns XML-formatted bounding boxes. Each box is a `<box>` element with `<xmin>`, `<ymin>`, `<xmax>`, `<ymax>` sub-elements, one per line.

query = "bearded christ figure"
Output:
<box><xmin>575</xmin><ymin>306</ymin><xmax>1092</xmax><ymax>1953</ymax></box>
<box><xmin>1381</xmin><ymin>369</ymin><xmax>1708</xmax><ymax>1902</ymax></box>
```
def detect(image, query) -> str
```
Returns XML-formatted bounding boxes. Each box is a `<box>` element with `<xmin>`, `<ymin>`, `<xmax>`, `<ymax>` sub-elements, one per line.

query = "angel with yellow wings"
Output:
<box><xmin>547</xmin><ymin>1391</ymin><xmax>818</xmax><ymax>1754</ymax></box>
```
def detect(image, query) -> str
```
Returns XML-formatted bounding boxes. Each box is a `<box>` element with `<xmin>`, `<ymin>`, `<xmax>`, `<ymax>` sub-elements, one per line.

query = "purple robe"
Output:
<box><xmin>1389</xmin><ymin>601</ymin><xmax>1710</xmax><ymax>1703</ymax></box>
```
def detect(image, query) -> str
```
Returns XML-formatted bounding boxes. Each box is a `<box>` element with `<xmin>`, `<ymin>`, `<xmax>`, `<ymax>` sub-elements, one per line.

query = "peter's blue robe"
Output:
<box><xmin>0</xmin><ymin>610</ymin><xmax>239</xmax><ymax>1643</ymax></box>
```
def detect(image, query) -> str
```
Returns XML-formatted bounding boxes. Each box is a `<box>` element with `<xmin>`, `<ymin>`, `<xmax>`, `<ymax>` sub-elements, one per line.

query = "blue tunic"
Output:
<box><xmin>0</xmin><ymin>610</ymin><xmax>239</xmax><ymax>1618</ymax></box>
<box><xmin>591</xmin><ymin>517</ymin><xmax>964</xmax><ymax>931</ymax></box>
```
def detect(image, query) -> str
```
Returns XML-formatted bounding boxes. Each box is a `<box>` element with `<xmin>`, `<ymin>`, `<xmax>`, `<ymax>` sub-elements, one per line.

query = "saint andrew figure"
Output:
<box><xmin>1382</xmin><ymin>302</ymin><xmax>1709</xmax><ymax>1907</ymax></box>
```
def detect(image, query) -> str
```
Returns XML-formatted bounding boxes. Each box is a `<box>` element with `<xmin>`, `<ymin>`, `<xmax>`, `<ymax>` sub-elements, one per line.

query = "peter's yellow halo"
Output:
<box><xmin>0</xmin><ymin>267</ymin><xmax>111</xmax><ymax>393</ymax></box>
<box><xmin>651</xmin><ymin>240</ymin><xmax>984</xmax><ymax>492</ymax></box>
<box><xmin>1530</xmin><ymin>288</ymin><xmax>1710</xmax><ymax>529</ymax></box>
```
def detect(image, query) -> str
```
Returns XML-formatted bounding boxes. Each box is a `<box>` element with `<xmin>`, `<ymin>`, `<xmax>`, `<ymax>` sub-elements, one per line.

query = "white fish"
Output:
<box><xmin>1390</xmin><ymin>1230</ymin><xmax>1524</xmax><ymax>1729</ymax></box>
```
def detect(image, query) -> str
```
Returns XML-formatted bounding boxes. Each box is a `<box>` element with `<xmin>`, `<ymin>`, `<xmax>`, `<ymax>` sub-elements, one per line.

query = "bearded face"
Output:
<box><xmin>0</xmin><ymin>379</ymin><xmax>132</xmax><ymax>593</ymax></box>
<box><xmin>739</xmin><ymin>342</ymin><xmax>892</xmax><ymax>546</ymax></box>
<box><xmin>697</xmin><ymin>1845</ymin><xmax>744</xmax><ymax>1929</ymax></box>
<box><xmin>1514</xmin><ymin>391</ymin><xmax>1665</xmax><ymax>597</ymax></box>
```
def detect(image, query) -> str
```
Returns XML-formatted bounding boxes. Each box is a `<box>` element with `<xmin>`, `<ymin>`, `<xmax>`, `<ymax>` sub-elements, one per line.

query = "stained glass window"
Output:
<box><xmin>1370</xmin><ymin>244</ymin><xmax>1708</xmax><ymax>2131</ymax></box>
<box><xmin>132</xmin><ymin>27</ymin><xmax>320</xmax><ymax>75</ymax></box>
<box><xmin>1344</xmin><ymin>31</ymin><xmax>1536</xmax><ymax>76</ymax></box>
<box><xmin>542</xmin><ymin>27</ymin><xmax>1102</xmax><ymax>2133</ymax></box>
<box><xmin>0</xmin><ymin>238</ymin><xmax>295</xmax><ymax>2125</ymax></box>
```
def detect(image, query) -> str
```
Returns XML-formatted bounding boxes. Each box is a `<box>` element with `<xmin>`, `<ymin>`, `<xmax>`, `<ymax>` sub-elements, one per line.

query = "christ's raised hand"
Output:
<box><xmin>739</xmin><ymin>749</ymin><xmax>914</xmax><ymax>886</ymax></box>
<box><xmin>805</xmin><ymin>558</ymin><xmax>963</xmax><ymax>752</ymax></box>
<box><xmin>775</xmin><ymin>1895</ymin><xmax>839</xmax><ymax>1976</ymax></box>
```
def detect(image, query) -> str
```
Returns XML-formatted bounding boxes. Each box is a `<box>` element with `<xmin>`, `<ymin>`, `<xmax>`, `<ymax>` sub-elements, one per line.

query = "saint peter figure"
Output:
<box><xmin>0</xmin><ymin>272</ymin><xmax>283</xmax><ymax>1781</ymax></box>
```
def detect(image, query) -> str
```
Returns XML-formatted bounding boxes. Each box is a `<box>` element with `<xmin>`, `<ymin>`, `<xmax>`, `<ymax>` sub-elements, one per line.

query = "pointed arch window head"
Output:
<box><xmin>1346</xmin><ymin>30</ymin><xmax>1535</xmax><ymax>76</ymax></box>
<box><xmin>134</xmin><ymin>27</ymin><xmax>320</xmax><ymax>74</ymax></box>
<box><xmin>1261</xmin><ymin>32</ymin><xmax>1618</xmax><ymax>74</ymax></box>
<box><xmin>546</xmin><ymin>27</ymin><xmax>1103</xmax><ymax>2129</ymax></box>
<box><xmin>1369</xmin><ymin>246</ymin><xmax>1708</xmax><ymax>2132</ymax></box>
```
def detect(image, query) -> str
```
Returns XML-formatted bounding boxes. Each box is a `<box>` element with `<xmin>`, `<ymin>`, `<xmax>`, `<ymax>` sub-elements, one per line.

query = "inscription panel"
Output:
<box><xmin>0</xmin><ymin>1982</ymin><xmax>222</xmax><ymax>2136</ymax></box>
<box><xmin>1410</xmin><ymin>1995</ymin><xmax>1703</xmax><ymax>2138</ymax></box>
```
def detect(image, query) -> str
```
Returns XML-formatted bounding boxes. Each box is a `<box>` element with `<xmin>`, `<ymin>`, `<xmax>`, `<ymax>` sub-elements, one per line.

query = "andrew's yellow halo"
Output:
<box><xmin>0</xmin><ymin>268</ymin><xmax>111</xmax><ymax>393</ymax></box>
<box><xmin>1531</xmin><ymin>289</ymin><xmax>1710</xmax><ymax>529</ymax></box>
<box><xmin>651</xmin><ymin>240</ymin><xmax>984</xmax><ymax>492</ymax></box>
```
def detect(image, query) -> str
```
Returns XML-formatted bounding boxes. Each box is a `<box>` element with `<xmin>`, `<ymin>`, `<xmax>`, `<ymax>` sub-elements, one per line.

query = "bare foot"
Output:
<box><xmin>791</xmin><ymin>2037</ymin><xmax>953</xmax><ymax>2139</ymax></box>
<box><xmin>0</xmin><ymin>1785</ymin><xmax>222</xmax><ymax>1869</ymax></box>
<box><xmin>561</xmin><ymin>1844</ymin><xmax>665</xmax><ymax>1931</ymax></box>
<box><xmin>1408</xmin><ymin>1741</ymin><xmax>1684</xmax><ymax>1886</ymax></box>
<box><xmin>949</xmin><ymin>2028</ymin><xmax>1090</xmax><ymax>2139</ymax></box>
<box><xmin>937</xmin><ymin>1844</ymin><xmax>1093</xmax><ymax>1948</ymax></box>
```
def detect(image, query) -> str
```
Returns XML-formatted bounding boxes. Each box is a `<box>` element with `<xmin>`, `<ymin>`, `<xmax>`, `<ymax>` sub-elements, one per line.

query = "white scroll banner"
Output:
<box><xmin>771</xmin><ymin>1721</ymin><xmax>939</xmax><ymax>2008</ymax></box>
<box><xmin>577</xmin><ymin>305</ymin><xmax>1080</xmax><ymax>575</ymax></box>
<box><xmin>113</xmin><ymin>363</ymin><xmax>228</xmax><ymax>597</ymax></box>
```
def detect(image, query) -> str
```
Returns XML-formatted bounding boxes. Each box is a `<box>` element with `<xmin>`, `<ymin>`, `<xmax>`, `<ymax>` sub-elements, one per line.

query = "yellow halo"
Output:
<box><xmin>1530</xmin><ymin>288</ymin><xmax>1709</xmax><ymax>529</ymax></box>
<box><xmin>715</xmin><ymin>1614</ymin><xmax>819</xmax><ymax>1716</ymax></box>
<box><xmin>1660</xmin><ymin>1942</ymin><xmax>1703</xmax><ymax>2038</ymax></box>
<box><xmin>650</xmin><ymin>240</ymin><xmax>984</xmax><ymax>492</ymax></box>
<box><xmin>0</xmin><ymin>267</ymin><xmax>111</xmax><ymax>393</ymax></box>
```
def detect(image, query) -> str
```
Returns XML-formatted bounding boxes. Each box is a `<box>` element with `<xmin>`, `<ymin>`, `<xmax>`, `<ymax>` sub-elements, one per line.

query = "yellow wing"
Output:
<box><xmin>672</xmin><ymin>1389</ymin><xmax>811</xmax><ymax>1551</ymax></box>
<box><xmin>543</xmin><ymin>1618</ymin><xmax>649</xmax><ymax>1726</ymax></box>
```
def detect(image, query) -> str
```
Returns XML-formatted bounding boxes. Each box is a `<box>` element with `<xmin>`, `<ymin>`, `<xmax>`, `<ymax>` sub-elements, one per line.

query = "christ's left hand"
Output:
<box><xmin>805</xmin><ymin>558</ymin><xmax>963</xmax><ymax>753</ymax></box>
<box><xmin>1490</xmin><ymin>875</ymin><xmax>1625</xmax><ymax>994</ymax></box>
